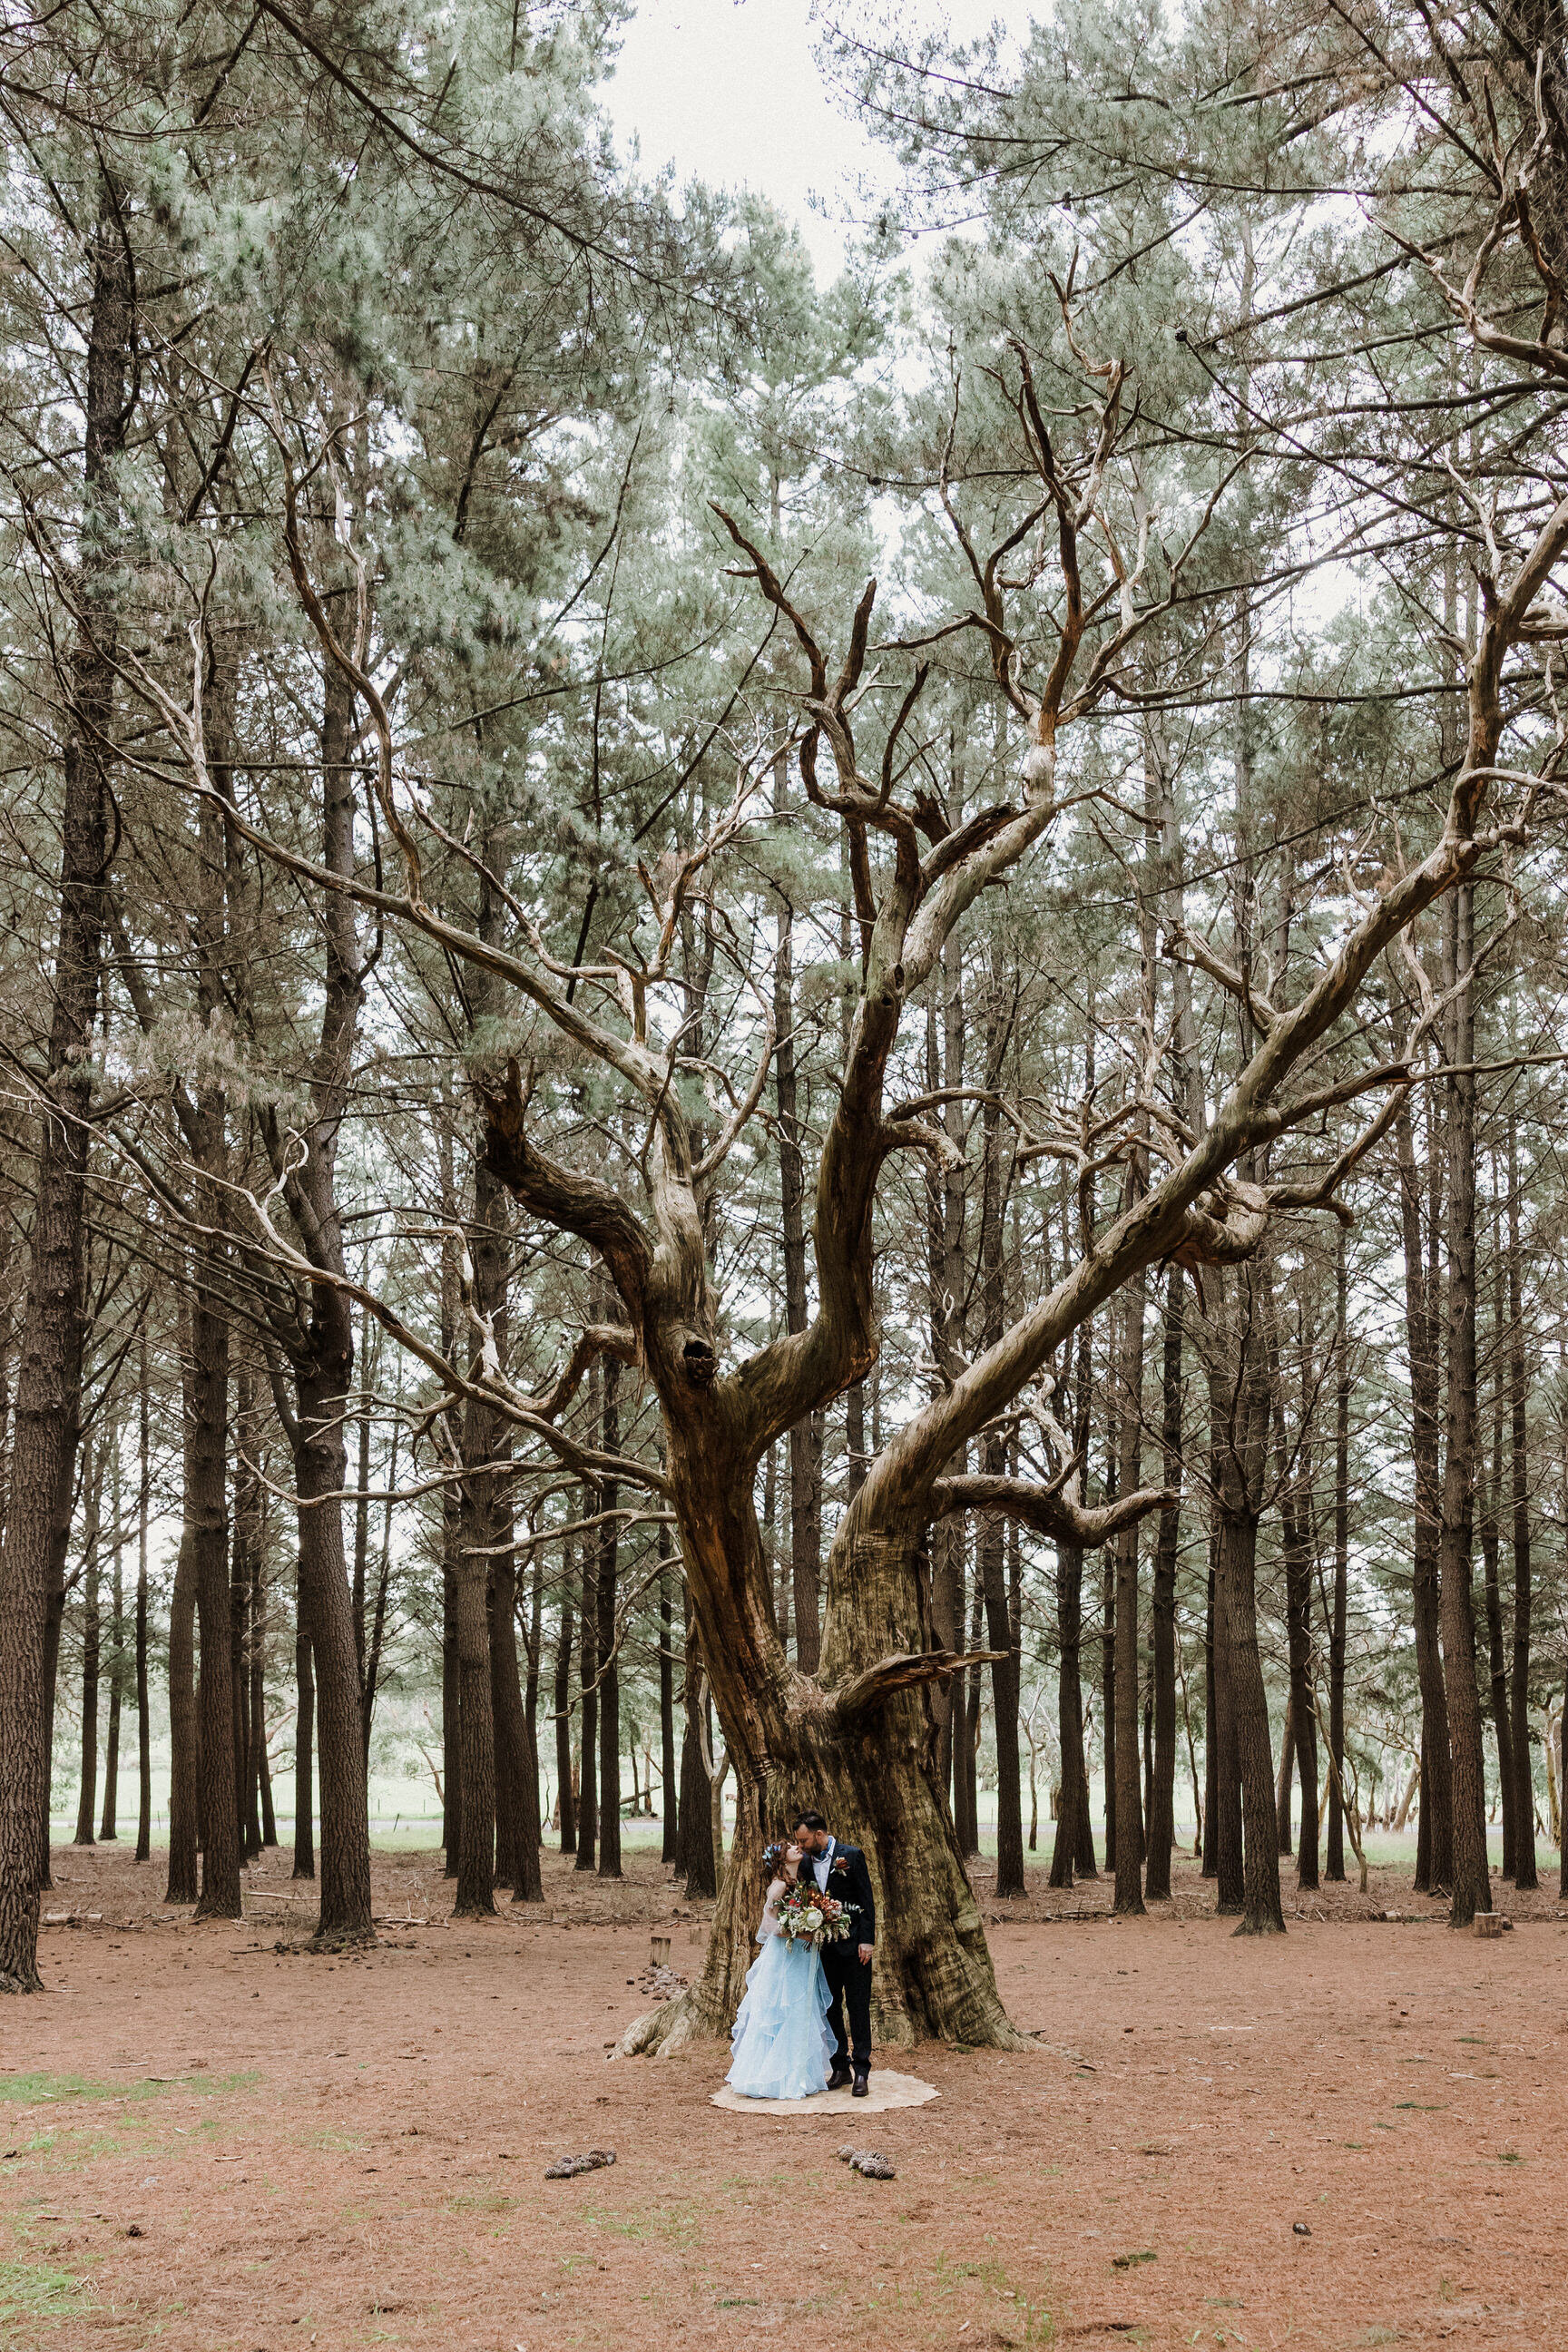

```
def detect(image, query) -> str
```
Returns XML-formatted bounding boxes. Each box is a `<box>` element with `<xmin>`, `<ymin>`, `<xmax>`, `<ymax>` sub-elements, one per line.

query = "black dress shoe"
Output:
<box><xmin>852</xmin><ymin>2073</ymin><xmax>869</xmax><ymax>2097</ymax></box>
<box><xmin>828</xmin><ymin>2065</ymin><xmax>852</xmax><ymax>2091</ymax></box>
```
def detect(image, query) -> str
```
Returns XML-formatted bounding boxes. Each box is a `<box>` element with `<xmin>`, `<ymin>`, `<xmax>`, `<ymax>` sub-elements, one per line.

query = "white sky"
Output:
<box><xmin>604</xmin><ymin>0</ymin><xmax>1012</xmax><ymax>279</ymax></box>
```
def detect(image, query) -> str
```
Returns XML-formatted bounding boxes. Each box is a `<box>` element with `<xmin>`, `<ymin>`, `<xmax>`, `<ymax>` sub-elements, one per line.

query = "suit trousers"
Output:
<box><xmin>821</xmin><ymin>1942</ymin><xmax>872</xmax><ymax>2075</ymax></box>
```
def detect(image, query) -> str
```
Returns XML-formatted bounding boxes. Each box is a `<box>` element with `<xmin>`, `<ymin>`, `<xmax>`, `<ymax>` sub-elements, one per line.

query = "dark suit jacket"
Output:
<box><xmin>809</xmin><ymin>1838</ymin><xmax>875</xmax><ymax>1950</ymax></box>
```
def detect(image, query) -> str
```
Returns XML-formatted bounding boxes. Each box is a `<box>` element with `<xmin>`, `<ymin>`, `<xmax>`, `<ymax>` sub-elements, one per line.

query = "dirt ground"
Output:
<box><xmin>2</xmin><ymin>1842</ymin><xmax>1563</xmax><ymax>2350</ymax></box>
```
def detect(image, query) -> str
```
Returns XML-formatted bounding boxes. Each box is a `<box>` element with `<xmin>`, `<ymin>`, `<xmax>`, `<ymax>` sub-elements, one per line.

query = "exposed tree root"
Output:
<box><xmin>306</xmin><ymin>1924</ymin><xmax>378</xmax><ymax>1955</ymax></box>
<box><xmin>616</xmin><ymin>1985</ymin><xmax>726</xmax><ymax>2057</ymax></box>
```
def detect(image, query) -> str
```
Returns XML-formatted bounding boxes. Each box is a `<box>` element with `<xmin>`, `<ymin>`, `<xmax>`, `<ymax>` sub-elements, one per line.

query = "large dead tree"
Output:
<box><xmin>115</xmin><ymin>176</ymin><xmax>1568</xmax><ymax>2035</ymax></box>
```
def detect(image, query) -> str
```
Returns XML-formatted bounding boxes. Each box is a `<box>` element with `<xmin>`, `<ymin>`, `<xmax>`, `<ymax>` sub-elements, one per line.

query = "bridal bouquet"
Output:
<box><xmin>776</xmin><ymin>1881</ymin><xmax>858</xmax><ymax>1945</ymax></box>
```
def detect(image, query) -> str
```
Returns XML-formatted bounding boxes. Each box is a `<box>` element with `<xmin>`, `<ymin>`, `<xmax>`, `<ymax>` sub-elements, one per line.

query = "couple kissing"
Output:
<box><xmin>725</xmin><ymin>1809</ymin><xmax>877</xmax><ymax>2102</ymax></box>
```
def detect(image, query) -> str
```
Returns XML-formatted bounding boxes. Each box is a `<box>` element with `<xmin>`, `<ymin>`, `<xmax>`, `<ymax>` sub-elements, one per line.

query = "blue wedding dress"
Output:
<box><xmin>725</xmin><ymin>1877</ymin><xmax>836</xmax><ymax>2099</ymax></box>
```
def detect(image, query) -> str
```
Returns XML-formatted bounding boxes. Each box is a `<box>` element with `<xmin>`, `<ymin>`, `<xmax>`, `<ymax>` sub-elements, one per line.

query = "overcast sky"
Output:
<box><xmin>603</xmin><ymin>0</ymin><xmax>1009</xmax><ymax>279</ymax></box>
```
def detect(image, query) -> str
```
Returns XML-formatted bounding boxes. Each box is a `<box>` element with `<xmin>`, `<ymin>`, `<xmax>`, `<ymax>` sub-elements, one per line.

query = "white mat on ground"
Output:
<box><xmin>710</xmin><ymin>2069</ymin><xmax>937</xmax><ymax>2116</ymax></box>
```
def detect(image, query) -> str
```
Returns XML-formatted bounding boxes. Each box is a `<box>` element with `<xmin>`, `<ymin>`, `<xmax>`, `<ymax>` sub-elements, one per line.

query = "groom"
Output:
<box><xmin>792</xmin><ymin>1809</ymin><xmax>876</xmax><ymax>2096</ymax></box>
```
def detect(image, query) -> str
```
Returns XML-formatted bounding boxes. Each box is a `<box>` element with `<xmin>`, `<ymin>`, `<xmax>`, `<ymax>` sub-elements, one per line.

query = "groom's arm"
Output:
<box><xmin>853</xmin><ymin>1850</ymin><xmax>876</xmax><ymax>1948</ymax></box>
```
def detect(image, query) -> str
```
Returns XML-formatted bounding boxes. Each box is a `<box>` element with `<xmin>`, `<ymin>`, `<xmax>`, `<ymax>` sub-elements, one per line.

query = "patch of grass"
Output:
<box><xmin>582</xmin><ymin>2200</ymin><xmax>700</xmax><ymax>2247</ymax></box>
<box><xmin>0</xmin><ymin>2071</ymin><xmax>258</xmax><ymax>2106</ymax></box>
<box><xmin>1</xmin><ymin>2075</ymin><xmax>159</xmax><ymax>2107</ymax></box>
<box><xmin>1394</xmin><ymin>2102</ymin><xmax>1444</xmax><ymax>2112</ymax></box>
<box><xmin>1499</xmin><ymin>2147</ymin><xmax>1524</xmax><ymax>2163</ymax></box>
<box><xmin>307</xmin><ymin>2129</ymin><xmax>366</xmax><ymax>2151</ymax></box>
<box><xmin>1112</xmin><ymin>2249</ymin><xmax>1157</xmax><ymax>2269</ymax></box>
<box><xmin>448</xmin><ymin>2192</ymin><xmax>511</xmax><ymax>2214</ymax></box>
<box><xmin>0</xmin><ymin>2257</ymin><xmax>93</xmax><ymax>2330</ymax></box>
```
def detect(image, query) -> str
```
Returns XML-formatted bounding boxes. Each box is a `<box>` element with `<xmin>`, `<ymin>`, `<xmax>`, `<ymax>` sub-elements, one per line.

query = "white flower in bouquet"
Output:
<box><xmin>802</xmin><ymin>1907</ymin><xmax>823</xmax><ymax>1933</ymax></box>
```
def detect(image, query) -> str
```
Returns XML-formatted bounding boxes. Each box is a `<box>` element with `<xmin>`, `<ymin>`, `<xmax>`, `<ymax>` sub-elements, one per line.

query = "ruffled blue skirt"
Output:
<box><xmin>726</xmin><ymin>1932</ymin><xmax>835</xmax><ymax>2099</ymax></box>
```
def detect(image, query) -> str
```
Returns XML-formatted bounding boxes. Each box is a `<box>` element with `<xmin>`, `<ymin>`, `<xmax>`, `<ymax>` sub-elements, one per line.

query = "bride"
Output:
<box><xmin>725</xmin><ymin>1838</ymin><xmax>836</xmax><ymax>2100</ymax></box>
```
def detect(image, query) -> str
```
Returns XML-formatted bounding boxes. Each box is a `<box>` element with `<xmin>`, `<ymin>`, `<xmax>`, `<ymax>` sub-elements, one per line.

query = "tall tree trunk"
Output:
<box><xmin>0</xmin><ymin>178</ymin><xmax>129</xmax><ymax>1992</ymax></box>
<box><xmin>659</xmin><ymin>1531</ymin><xmax>678</xmax><ymax>1865</ymax></box>
<box><xmin>598</xmin><ymin>1356</ymin><xmax>622</xmax><ymax>1879</ymax></box>
<box><xmin>1205</xmin><ymin>1264</ymin><xmax>1275</xmax><ymax>1928</ymax></box>
<box><xmin>1145</xmin><ymin>1267</ymin><xmax>1182</xmax><ymax>1899</ymax></box>
<box><xmin>1053</xmin><ymin>1298</ymin><xmax>1104</xmax><ymax>1881</ymax></box>
<box><xmin>492</xmin><ymin>1552</ymin><xmax>539</xmax><ymax>1899</ymax></box>
<box><xmin>1506</xmin><ymin>1112</ymin><xmax>1538</xmax><ymax>1889</ymax></box>
<box><xmin>190</xmin><ymin>662</ymin><xmax>241</xmax><ymax>1921</ymax></box>
<box><xmin>135</xmin><ymin>1326</ymin><xmax>152</xmax><ymax>1864</ymax></box>
<box><xmin>1216</xmin><ymin>1497</ymin><xmax>1284</xmax><ymax>1935</ymax></box>
<box><xmin>977</xmin><ymin>1063</ymin><xmax>1024</xmax><ymax>1899</ymax></box>
<box><xmin>1112</xmin><ymin>1274</ymin><xmax>1148</xmax><ymax>1916</ymax></box>
<box><xmin>576</xmin><ymin>1495</ymin><xmax>598</xmax><ymax>1873</ymax></box>
<box><xmin>1202</xmin><ymin>1554</ymin><xmax>1220</xmax><ymax>1878</ymax></box>
<box><xmin>74</xmin><ymin>1451</ymin><xmax>103</xmax><ymax>1847</ymax></box>
<box><xmin>516</xmin><ymin>1546</ymin><xmax>544</xmax><ymax>1901</ymax></box>
<box><xmin>1397</xmin><ymin>1085</ymin><xmax>1453</xmax><ymax>1894</ymax></box>
<box><xmin>1101</xmin><ymin>1542</ymin><xmax>1116</xmax><ymax>1877</ymax></box>
<box><xmin>1437</xmin><ymin>881</ymin><xmax>1491</xmax><ymax>1928</ymax></box>
<box><xmin>292</xmin><ymin>1356</ymin><xmax>370</xmax><ymax>1940</ymax></box>
<box><xmin>100</xmin><ymin>1447</ymin><xmax>122</xmax><ymax>1843</ymax></box>
<box><xmin>1325</xmin><ymin>1226</ymin><xmax>1349</xmax><ymax>1882</ymax></box>
<box><xmin>962</xmin><ymin>1572</ymin><xmax>984</xmax><ymax>1860</ymax></box>
<box><xmin>1275</xmin><ymin>1695</ymin><xmax>1294</xmax><ymax>1857</ymax></box>
<box><xmin>292</xmin><ymin>1625</ymin><xmax>315</xmax><ymax>1880</ymax></box>
<box><xmin>439</xmin><ymin>1123</ymin><xmax>461</xmax><ymax>1873</ymax></box>
<box><xmin>489</xmin><ymin>1565</ymin><xmax>522</xmax><ymax>1889</ymax></box>
<box><xmin>269</xmin><ymin>512</ymin><xmax>374</xmax><ymax>1947</ymax></box>
<box><xmin>232</xmin><ymin>1508</ymin><xmax>255</xmax><ymax>1863</ymax></box>
<box><xmin>1049</xmin><ymin>1540</ymin><xmax>1090</xmax><ymax>1888</ymax></box>
<box><xmin>250</xmin><ymin>1486</ymin><xmax>276</xmax><ymax>1849</ymax></box>
<box><xmin>1282</xmin><ymin>1477</ymin><xmax>1319</xmax><ymax>1891</ymax></box>
<box><xmin>191</xmin><ymin>1279</ymin><xmax>239</xmax><ymax>1919</ymax></box>
<box><xmin>166</xmin><ymin>1528</ymin><xmax>200</xmax><ymax>1903</ymax></box>
<box><xmin>554</xmin><ymin>1570</ymin><xmax>576</xmax><ymax>1855</ymax></box>
<box><xmin>452</xmin><ymin>1516</ymin><xmax>496</xmax><ymax>1916</ymax></box>
<box><xmin>677</xmin><ymin>1606</ymin><xmax>717</xmax><ymax>1898</ymax></box>
<box><xmin>1479</xmin><ymin>1322</ymin><xmax>1514</xmax><ymax>1877</ymax></box>
<box><xmin>441</xmin><ymin>1558</ymin><xmax>461</xmax><ymax>1873</ymax></box>
<box><xmin>925</xmin><ymin>986</ymin><xmax>966</xmax><ymax>1842</ymax></box>
<box><xmin>453</xmin><ymin>1153</ymin><xmax>500</xmax><ymax>1916</ymax></box>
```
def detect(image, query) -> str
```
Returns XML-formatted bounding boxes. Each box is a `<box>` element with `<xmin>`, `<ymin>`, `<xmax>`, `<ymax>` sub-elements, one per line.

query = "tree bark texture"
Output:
<box><xmin>1205</xmin><ymin>1262</ymin><xmax>1279</xmax><ymax>1931</ymax></box>
<box><xmin>136</xmin><ymin>1328</ymin><xmax>152</xmax><ymax>1864</ymax></box>
<box><xmin>597</xmin><ymin>1355</ymin><xmax>622</xmax><ymax>1879</ymax></box>
<box><xmin>659</xmin><ymin>1536</ymin><xmax>678</xmax><ymax>1864</ymax></box>
<box><xmin>1437</xmin><ymin>882</ymin><xmax>1491</xmax><ymax>1929</ymax></box>
<box><xmin>292</xmin><ymin>1627</ymin><xmax>315</xmax><ymax>1880</ymax></box>
<box><xmin>977</xmin><ymin>1059</ymin><xmax>1024</xmax><ymax>1899</ymax></box>
<box><xmin>0</xmin><ymin>179</ymin><xmax>129</xmax><ymax>1994</ymax></box>
<box><xmin>1326</xmin><ymin>1226</ymin><xmax>1350</xmax><ymax>1883</ymax></box>
<box><xmin>1506</xmin><ymin>1112</ymin><xmax>1537</xmax><ymax>1888</ymax></box>
<box><xmin>165</xmin><ymin>1529</ymin><xmax>200</xmax><ymax>1903</ymax></box>
<box><xmin>74</xmin><ymin>1457</ymin><xmax>101</xmax><ymax>1847</ymax></box>
<box><xmin>576</xmin><ymin>1502</ymin><xmax>599</xmax><ymax>1874</ymax></box>
<box><xmin>274</xmin><ymin>638</ymin><xmax>373</xmax><ymax>1945</ymax></box>
<box><xmin>554</xmin><ymin>1574</ymin><xmax>575</xmax><ymax>1854</ymax></box>
<box><xmin>1397</xmin><ymin>1088</ymin><xmax>1454</xmax><ymax>1894</ymax></box>
<box><xmin>1144</xmin><ymin>1265</ymin><xmax>1183</xmax><ymax>1899</ymax></box>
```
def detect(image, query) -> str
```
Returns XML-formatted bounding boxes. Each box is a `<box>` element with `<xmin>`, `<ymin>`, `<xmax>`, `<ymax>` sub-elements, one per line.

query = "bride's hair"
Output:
<box><xmin>762</xmin><ymin>1838</ymin><xmax>795</xmax><ymax>1877</ymax></box>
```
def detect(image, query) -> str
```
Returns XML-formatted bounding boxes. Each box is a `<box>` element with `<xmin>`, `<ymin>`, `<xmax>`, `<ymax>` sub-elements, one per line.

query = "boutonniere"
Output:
<box><xmin>830</xmin><ymin>1853</ymin><xmax>849</xmax><ymax>1874</ymax></box>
